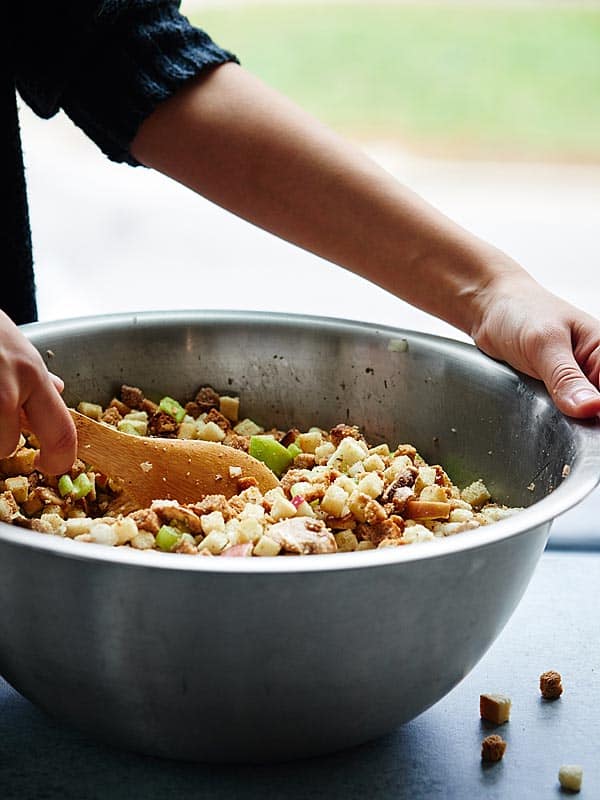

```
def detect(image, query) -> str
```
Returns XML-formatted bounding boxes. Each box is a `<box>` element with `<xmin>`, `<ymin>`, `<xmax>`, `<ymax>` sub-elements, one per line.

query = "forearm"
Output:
<box><xmin>130</xmin><ymin>63</ymin><xmax>523</xmax><ymax>336</ymax></box>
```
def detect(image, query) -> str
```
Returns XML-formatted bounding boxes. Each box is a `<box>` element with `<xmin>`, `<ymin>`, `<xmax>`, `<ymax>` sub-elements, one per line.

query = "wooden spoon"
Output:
<box><xmin>70</xmin><ymin>409</ymin><xmax>279</xmax><ymax>507</ymax></box>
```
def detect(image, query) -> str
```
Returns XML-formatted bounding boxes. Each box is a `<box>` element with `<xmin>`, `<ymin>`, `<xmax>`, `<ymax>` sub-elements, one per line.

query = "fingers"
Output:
<box><xmin>0</xmin><ymin>312</ymin><xmax>77</xmax><ymax>473</ymax></box>
<box><xmin>24</xmin><ymin>379</ymin><xmax>77</xmax><ymax>475</ymax></box>
<box><xmin>1</xmin><ymin>371</ymin><xmax>77</xmax><ymax>475</ymax></box>
<box><xmin>49</xmin><ymin>372</ymin><xmax>65</xmax><ymax>393</ymax></box>
<box><xmin>0</xmin><ymin>386</ymin><xmax>23</xmax><ymax>462</ymax></box>
<box><xmin>536</xmin><ymin>333</ymin><xmax>600</xmax><ymax>419</ymax></box>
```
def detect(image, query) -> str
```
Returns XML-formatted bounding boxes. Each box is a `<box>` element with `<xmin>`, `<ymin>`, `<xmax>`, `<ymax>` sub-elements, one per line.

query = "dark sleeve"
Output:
<box><xmin>15</xmin><ymin>1</ymin><xmax>238</xmax><ymax>166</ymax></box>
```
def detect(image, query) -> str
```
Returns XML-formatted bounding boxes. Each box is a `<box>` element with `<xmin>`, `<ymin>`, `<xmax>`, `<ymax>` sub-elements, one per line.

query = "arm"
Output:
<box><xmin>5</xmin><ymin>1</ymin><xmax>234</xmax><ymax>474</ymax></box>
<box><xmin>131</xmin><ymin>63</ymin><xmax>600</xmax><ymax>418</ymax></box>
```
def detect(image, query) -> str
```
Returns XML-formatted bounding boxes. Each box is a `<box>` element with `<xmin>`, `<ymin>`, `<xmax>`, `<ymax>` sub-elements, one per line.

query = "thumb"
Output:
<box><xmin>537</xmin><ymin>338</ymin><xmax>600</xmax><ymax>419</ymax></box>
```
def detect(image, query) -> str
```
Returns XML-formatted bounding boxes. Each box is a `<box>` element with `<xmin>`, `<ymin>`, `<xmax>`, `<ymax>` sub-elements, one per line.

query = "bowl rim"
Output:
<box><xmin>1</xmin><ymin>309</ymin><xmax>598</xmax><ymax>574</ymax></box>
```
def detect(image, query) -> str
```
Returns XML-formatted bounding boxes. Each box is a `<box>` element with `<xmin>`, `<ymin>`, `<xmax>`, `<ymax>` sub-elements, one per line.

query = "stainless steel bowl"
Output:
<box><xmin>1</xmin><ymin>311</ymin><xmax>598</xmax><ymax>763</ymax></box>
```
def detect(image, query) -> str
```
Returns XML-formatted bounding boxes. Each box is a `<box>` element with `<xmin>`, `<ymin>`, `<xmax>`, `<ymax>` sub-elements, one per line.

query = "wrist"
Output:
<box><xmin>464</xmin><ymin>254</ymin><xmax>533</xmax><ymax>341</ymax></box>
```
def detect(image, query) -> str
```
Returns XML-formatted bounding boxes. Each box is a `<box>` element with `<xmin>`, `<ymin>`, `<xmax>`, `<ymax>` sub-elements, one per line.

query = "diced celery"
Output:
<box><xmin>287</xmin><ymin>443</ymin><xmax>302</xmax><ymax>459</ymax></box>
<box><xmin>159</xmin><ymin>396</ymin><xmax>186</xmax><ymax>423</ymax></box>
<box><xmin>156</xmin><ymin>524</ymin><xmax>181</xmax><ymax>552</ymax></box>
<box><xmin>58</xmin><ymin>474</ymin><xmax>74</xmax><ymax>497</ymax></box>
<box><xmin>71</xmin><ymin>473</ymin><xmax>94</xmax><ymax>500</ymax></box>
<box><xmin>249</xmin><ymin>436</ymin><xmax>293</xmax><ymax>477</ymax></box>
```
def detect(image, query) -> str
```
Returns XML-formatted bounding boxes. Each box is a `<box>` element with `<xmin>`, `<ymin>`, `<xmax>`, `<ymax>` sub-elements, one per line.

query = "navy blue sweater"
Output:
<box><xmin>4</xmin><ymin>1</ymin><xmax>236</xmax><ymax>324</ymax></box>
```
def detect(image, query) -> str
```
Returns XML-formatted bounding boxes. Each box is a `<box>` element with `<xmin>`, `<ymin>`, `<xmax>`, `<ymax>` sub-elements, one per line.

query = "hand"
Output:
<box><xmin>471</xmin><ymin>272</ymin><xmax>600</xmax><ymax>419</ymax></box>
<box><xmin>0</xmin><ymin>311</ymin><xmax>77</xmax><ymax>474</ymax></box>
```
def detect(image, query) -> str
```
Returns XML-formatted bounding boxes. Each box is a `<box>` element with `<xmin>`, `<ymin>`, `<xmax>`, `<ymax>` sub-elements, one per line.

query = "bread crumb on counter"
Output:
<box><xmin>540</xmin><ymin>670</ymin><xmax>563</xmax><ymax>700</ymax></box>
<box><xmin>481</xmin><ymin>734</ymin><xmax>507</xmax><ymax>763</ymax></box>
<box><xmin>558</xmin><ymin>765</ymin><xmax>583</xmax><ymax>792</ymax></box>
<box><xmin>480</xmin><ymin>693</ymin><xmax>511</xmax><ymax>724</ymax></box>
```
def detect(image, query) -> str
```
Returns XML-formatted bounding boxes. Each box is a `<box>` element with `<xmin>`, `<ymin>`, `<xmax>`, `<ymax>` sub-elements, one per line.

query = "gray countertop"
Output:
<box><xmin>548</xmin><ymin>487</ymin><xmax>600</xmax><ymax>552</ymax></box>
<box><xmin>1</xmin><ymin>548</ymin><xmax>598</xmax><ymax>800</ymax></box>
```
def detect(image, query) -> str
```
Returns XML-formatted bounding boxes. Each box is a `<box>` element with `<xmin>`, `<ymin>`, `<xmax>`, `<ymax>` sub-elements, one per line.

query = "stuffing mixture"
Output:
<box><xmin>0</xmin><ymin>384</ymin><xmax>522</xmax><ymax>557</ymax></box>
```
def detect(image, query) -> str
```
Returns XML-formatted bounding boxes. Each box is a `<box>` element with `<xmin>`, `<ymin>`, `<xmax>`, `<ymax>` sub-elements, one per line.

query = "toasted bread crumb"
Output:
<box><xmin>540</xmin><ymin>670</ymin><xmax>563</xmax><ymax>700</ymax></box>
<box><xmin>481</xmin><ymin>734</ymin><xmax>507</xmax><ymax>762</ymax></box>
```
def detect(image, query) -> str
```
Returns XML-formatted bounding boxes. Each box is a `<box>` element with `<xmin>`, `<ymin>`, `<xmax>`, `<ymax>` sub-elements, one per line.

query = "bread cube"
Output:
<box><xmin>334</xmin><ymin>531</ymin><xmax>359</xmax><ymax>552</ymax></box>
<box><xmin>480</xmin><ymin>693</ymin><xmax>511</xmax><ymax>724</ymax></box>
<box><xmin>357</xmin><ymin>472</ymin><xmax>384</xmax><ymax>499</ymax></box>
<box><xmin>197</xmin><ymin>531</ymin><xmax>228</xmax><ymax>554</ymax></box>
<box><xmin>319</xmin><ymin>485</ymin><xmax>346</xmax><ymax>517</ymax></box>
<box><xmin>296</xmin><ymin>431</ymin><xmax>322</xmax><ymax>454</ymax></box>
<box><xmin>558</xmin><ymin>765</ymin><xmax>583</xmax><ymax>792</ymax></box>
<box><xmin>219</xmin><ymin>395</ymin><xmax>240</xmax><ymax>423</ymax></box>
<box><xmin>5</xmin><ymin>475</ymin><xmax>29</xmax><ymax>504</ymax></box>
<box><xmin>461</xmin><ymin>479</ymin><xmax>491</xmax><ymax>508</ymax></box>
<box><xmin>201</xmin><ymin>511</ymin><xmax>226</xmax><ymax>534</ymax></box>
<box><xmin>253</xmin><ymin>535</ymin><xmax>281</xmax><ymax>557</ymax></box>
<box><xmin>77</xmin><ymin>401</ymin><xmax>103</xmax><ymax>420</ymax></box>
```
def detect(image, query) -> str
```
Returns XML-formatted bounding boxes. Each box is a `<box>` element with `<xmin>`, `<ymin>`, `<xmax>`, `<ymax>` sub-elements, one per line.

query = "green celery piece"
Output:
<box><xmin>156</xmin><ymin>524</ymin><xmax>181</xmax><ymax>552</ymax></box>
<box><xmin>58</xmin><ymin>474</ymin><xmax>74</xmax><ymax>497</ymax></box>
<box><xmin>159</xmin><ymin>396</ymin><xmax>186</xmax><ymax>424</ymax></box>
<box><xmin>249</xmin><ymin>436</ymin><xmax>293</xmax><ymax>477</ymax></box>
<box><xmin>71</xmin><ymin>473</ymin><xmax>94</xmax><ymax>500</ymax></box>
<box><xmin>287</xmin><ymin>443</ymin><xmax>302</xmax><ymax>459</ymax></box>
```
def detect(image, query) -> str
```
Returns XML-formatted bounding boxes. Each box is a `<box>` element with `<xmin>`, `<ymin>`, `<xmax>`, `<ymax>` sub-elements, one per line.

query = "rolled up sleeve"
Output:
<box><xmin>15</xmin><ymin>1</ymin><xmax>238</xmax><ymax>165</ymax></box>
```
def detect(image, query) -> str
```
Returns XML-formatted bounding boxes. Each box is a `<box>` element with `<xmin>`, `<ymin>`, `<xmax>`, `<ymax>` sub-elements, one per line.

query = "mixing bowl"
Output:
<box><xmin>0</xmin><ymin>311</ymin><xmax>598</xmax><ymax>763</ymax></box>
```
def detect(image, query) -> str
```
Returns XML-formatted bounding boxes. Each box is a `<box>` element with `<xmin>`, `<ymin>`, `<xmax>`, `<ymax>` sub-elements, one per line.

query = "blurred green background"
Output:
<box><xmin>191</xmin><ymin>3</ymin><xmax>600</xmax><ymax>161</ymax></box>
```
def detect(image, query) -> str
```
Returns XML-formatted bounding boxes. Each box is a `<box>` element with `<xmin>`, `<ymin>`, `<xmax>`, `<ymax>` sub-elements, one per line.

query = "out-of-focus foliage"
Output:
<box><xmin>192</xmin><ymin>3</ymin><xmax>600</xmax><ymax>160</ymax></box>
